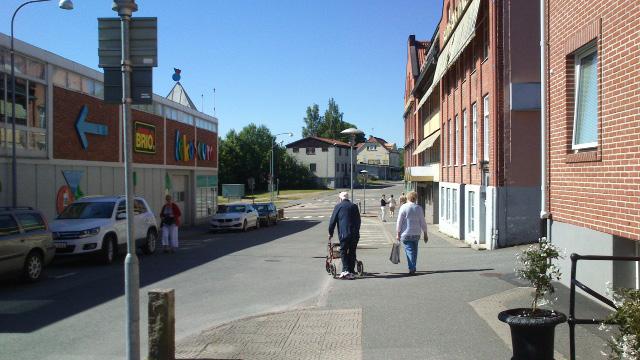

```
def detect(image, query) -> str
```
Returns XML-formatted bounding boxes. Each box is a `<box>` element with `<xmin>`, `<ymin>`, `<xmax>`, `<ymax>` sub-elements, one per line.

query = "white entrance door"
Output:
<box><xmin>171</xmin><ymin>175</ymin><xmax>188</xmax><ymax>226</ymax></box>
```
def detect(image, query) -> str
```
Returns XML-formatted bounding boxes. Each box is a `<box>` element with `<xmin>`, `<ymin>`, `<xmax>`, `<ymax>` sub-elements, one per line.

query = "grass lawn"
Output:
<box><xmin>217</xmin><ymin>188</ymin><xmax>335</xmax><ymax>205</ymax></box>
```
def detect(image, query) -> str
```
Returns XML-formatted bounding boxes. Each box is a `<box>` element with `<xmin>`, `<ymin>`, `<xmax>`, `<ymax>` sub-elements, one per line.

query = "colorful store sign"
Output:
<box><xmin>134</xmin><ymin>122</ymin><xmax>156</xmax><ymax>154</ymax></box>
<box><xmin>175</xmin><ymin>130</ymin><xmax>214</xmax><ymax>162</ymax></box>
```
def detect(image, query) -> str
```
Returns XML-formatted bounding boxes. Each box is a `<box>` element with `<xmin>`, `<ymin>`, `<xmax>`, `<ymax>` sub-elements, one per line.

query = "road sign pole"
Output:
<box><xmin>113</xmin><ymin>1</ymin><xmax>139</xmax><ymax>360</ymax></box>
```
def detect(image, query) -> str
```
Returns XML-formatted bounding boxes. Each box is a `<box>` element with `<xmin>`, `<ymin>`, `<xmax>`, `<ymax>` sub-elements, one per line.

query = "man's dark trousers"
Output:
<box><xmin>340</xmin><ymin>236</ymin><xmax>359</xmax><ymax>273</ymax></box>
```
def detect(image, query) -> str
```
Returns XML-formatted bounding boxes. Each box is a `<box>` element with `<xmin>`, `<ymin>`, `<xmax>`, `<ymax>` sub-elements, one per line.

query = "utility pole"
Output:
<box><xmin>113</xmin><ymin>1</ymin><xmax>139</xmax><ymax>359</ymax></box>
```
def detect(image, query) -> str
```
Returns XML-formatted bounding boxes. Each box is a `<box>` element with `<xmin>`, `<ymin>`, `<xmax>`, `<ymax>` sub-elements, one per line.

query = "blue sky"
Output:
<box><xmin>2</xmin><ymin>0</ymin><xmax>442</xmax><ymax>147</ymax></box>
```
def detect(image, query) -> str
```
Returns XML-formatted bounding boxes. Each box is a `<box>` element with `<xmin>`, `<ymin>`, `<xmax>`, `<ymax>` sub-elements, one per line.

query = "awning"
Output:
<box><xmin>412</xmin><ymin>129</ymin><xmax>440</xmax><ymax>156</ymax></box>
<box><xmin>419</xmin><ymin>0</ymin><xmax>481</xmax><ymax>110</ymax></box>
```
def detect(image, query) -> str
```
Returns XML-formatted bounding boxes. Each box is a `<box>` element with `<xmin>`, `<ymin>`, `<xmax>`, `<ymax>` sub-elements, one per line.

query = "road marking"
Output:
<box><xmin>51</xmin><ymin>272</ymin><xmax>77</xmax><ymax>279</ymax></box>
<box><xmin>292</xmin><ymin>216</ymin><xmax>300</xmax><ymax>219</ymax></box>
<box><xmin>318</xmin><ymin>215</ymin><xmax>325</xmax><ymax>218</ymax></box>
<box><xmin>303</xmin><ymin>215</ymin><xmax>312</xmax><ymax>219</ymax></box>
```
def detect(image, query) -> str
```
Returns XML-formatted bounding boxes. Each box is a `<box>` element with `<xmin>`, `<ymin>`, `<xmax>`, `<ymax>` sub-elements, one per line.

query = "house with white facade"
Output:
<box><xmin>285</xmin><ymin>136</ymin><xmax>354</xmax><ymax>188</ymax></box>
<box><xmin>356</xmin><ymin>136</ymin><xmax>402</xmax><ymax>180</ymax></box>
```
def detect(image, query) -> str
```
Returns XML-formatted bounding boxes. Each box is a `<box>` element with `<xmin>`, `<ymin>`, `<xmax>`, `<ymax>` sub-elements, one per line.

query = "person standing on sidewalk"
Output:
<box><xmin>396</xmin><ymin>191</ymin><xmax>428</xmax><ymax>275</ymax></box>
<box><xmin>329</xmin><ymin>191</ymin><xmax>361</xmax><ymax>280</ymax></box>
<box><xmin>380</xmin><ymin>194</ymin><xmax>387</xmax><ymax>222</ymax></box>
<box><xmin>160</xmin><ymin>194</ymin><xmax>182</xmax><ymax>253</ymax></box>
<box><xmin>388</xmin><ymin>195</ymin><xmax>397</xmax><ymax>218</ymax></box>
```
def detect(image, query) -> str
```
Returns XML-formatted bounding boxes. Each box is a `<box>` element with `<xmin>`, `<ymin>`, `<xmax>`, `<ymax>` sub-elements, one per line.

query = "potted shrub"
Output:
<box><xmin>599</xmin><ymin>286</ymin><xmax>640</xmax><ymax>359</ymax></box>
<box><xmin>498</xmin><ymin>237</ymin><xmax>567</xmax><ymax>360</ymax></box>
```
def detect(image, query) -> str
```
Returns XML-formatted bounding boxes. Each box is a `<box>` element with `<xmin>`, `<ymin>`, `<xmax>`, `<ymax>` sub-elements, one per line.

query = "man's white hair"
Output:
<box><xmin>338</xmin><ymin>191</ymin><xmax>349</xmax><ymax>200</ymax></box>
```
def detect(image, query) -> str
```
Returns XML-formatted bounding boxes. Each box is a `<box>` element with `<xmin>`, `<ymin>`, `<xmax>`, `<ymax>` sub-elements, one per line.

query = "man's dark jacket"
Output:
<box><xmin>328</xmin><ymin>200</ymin><xmax>361</xmax><ymax>241</ymax></box>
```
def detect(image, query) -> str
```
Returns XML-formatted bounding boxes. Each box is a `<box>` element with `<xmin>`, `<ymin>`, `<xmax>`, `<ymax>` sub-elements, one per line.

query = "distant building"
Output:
<box><xmin>356</xmin><ymin>135</ymin><xmax>402</xmax><ymax>180</ymax></box>
<box><xmin>404</xmin><ymin>33</ymin><xmax>440</xmax><ymax>224</ymax></box>
<box><xmin>545</xmin><ymin>0</ymin><xmax>640</xmax><ymax>296</ymax></box>
<box><xmin>285</xmin><ymin>136</ymin><xmax>353</xmax><ymax>188</ymax></box>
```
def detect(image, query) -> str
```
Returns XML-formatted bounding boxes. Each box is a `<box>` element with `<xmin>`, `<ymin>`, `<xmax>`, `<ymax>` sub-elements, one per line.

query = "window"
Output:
<box><xmin>306</xmin><ymin>147</ymin><xmax>316</xmax><ymax>155</ymax></box>
<box><xmin>293</xmin><ymin>147</ymin><xmax>299</xmax><ymax>153</ymax></box>
<box><xmin>446</xmin><ymin>188</ymin><xmax>450</xmax><ymax>221</ymax></box>
<box><xmin>338</xmin><ymin>148</ymin><xmax>342</xmax><ymax>155</ymax></box>
<box><xmin>15</xmin><ymin>213</ymin><xmax>46</xmax><ymax>232</ymax></box>
<box><xmin>367</xmin><ymin>145</ymin><xmax>377</xmax><ymax>151</ymax></box>
<box><xmin>322</xmin><ymin>147</ymin><xmax>328</xmax><ymax>152</ymax></box>
<box><xmin>67</xmin><ymin>72</ymin><xmax>82</xmax><ymax>91</ymax></box>
<box><xmin>196</xmin><ymin>187</ymin><xmax>216</xmax><ymax>219</ymax></box>
<box><xmin>448</xmin><ymin>119</ymin><xmax>452</xmax><ymax>165</ymax></box>
<box><xmin>469</xmin><ymin>191</ymin><xmax>475</xmax><ymax>232</ymax></box>
<box><xmin>483</xmin><ymin>95</ymin><xmax>490</xmax><ymax>161</ymax></box>
<box><xmin>472</xmin><ymin>103</ymin><xmax>478</xmax><ymax>164</ymax></box>
<box><xmin>471</xmin><ymin>43</ymin><xmax>477</xmax><ymax>72</ymax></box>
<box><xmin>452</xmin><ymin>189</ymin><xmax>458</xmax><ymax>223</ymax></box>
<box><xmin>309</xmin><ymin>163</ymin><xmax>317</xmax><ymax>172</ymax></box>
<box><xmin>455</xmin><ymin>115</ymin><xmax>460</xmax><ymax>165</ymax></box>
<box><xmin>134</xmin><ymin>200</ymin><xmax>148</xmax><ymax>214</ymax></box>
<box><xmin>573</xmin><ymin>44</ymin><xmax>598</xmax><ymax>149</ymax></box>
<box><xmin>440</xmin><ymin>188</ymin><xmax>444</xmax><ymax>215</ymax></box>
<box><xmin>0</xmin><ymin>214</ymin><xmax>19</xmax><ymax>236</ymax></box>
<box><xmin>336</xmin><ymin>163</ymin><xmax>339</xmax><ymax>173</ymax></box>
<box><xmin>483</xmin><ymin>19</ymin><xmax>489</xmax><ymax>60</ymax></box>
<box><xmin>463</xmin><ymin>109</ymin><xmax>468</xmax><ymax>165</ymax></box>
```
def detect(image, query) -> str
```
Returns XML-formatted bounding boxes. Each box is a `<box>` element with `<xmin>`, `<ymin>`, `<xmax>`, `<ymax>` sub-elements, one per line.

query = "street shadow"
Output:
<box><xmin>357</xmin><ymin>268</ymin><xmax>495</xmax><ymax>279</ymax></box>
<box><xmin>0</xmin><ymin>220</ymin><xmax>320</xmax><ymax>333</ymax></box>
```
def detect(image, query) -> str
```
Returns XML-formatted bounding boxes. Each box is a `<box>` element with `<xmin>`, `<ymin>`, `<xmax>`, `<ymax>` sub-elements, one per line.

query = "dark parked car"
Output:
<box><xmin>253</xmin><ymin>202</ymin><xmax>278</xmax><ymax>226</ymax></box>
<box><xmin>0</xmin><ymin>207</ymin><xmax>55</xmax><ymax>282</ymax></box>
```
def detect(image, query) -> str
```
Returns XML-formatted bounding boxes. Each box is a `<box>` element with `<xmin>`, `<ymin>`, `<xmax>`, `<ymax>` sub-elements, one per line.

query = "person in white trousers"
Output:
<box><xmin>160</xmin><ymin>194</ymin><xmax>182</xmax><ymax>253</ymax></box>
<box><xmin>380</xmin><ymin>194</ymin><xmax>387</xmax><ymax>222</ymax></box>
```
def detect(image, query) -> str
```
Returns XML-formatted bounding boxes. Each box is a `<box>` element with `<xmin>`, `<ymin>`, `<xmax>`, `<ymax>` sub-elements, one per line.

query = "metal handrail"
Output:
<box><xmin>569</xmin><ymin>253</ymin><xmax>640</xmax><ymax>360</ymax></box>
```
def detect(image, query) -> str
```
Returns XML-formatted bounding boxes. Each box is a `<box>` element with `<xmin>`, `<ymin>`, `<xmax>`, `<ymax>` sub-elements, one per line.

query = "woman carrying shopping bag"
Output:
<box><xmin>160</xmin><ymin>194</ymin><xmax>182</xmax><ymax>253</ymax></box>
<box><xmin>395</xmin><ymin>191</ymin><xmax>428</xmax><ymax>275</ymax></box>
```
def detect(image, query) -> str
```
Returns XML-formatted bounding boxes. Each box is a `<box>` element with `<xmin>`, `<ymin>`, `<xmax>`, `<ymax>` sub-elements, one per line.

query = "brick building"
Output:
<box><xmin>544</xmin><ymin>0</ymin><xmax>640</xmax><ymax>294</ymax></box>
<box><xmin>0</xmin><ymin>33</ymin><xmax>219</xmax><ymax>225</ymax></box>
<box><xmin>435</xmin><ymin>0</ymin><xmax>541</xmax><ymax>248</ymax></box>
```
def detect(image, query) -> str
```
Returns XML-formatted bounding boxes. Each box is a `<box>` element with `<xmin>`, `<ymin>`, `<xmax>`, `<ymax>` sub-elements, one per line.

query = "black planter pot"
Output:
<box><xmin>498</xmin><ymin>308</ymin><xmax>567</xmax><ymax>360</ymax></box>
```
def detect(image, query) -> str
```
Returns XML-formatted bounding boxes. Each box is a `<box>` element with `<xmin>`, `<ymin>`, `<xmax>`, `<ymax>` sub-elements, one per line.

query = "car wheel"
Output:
<box><xmin>255</xmin><ymin>219</ymin><xmax>260</xmax><ymax>230</ymax></box>
<box><xmin>101</xmin><ymin>236</ymin><xmax>116</xmax><ymax>265</ymax></box>
<box><xmin>273</xmin><ymin>216</ymin><xmax>278</xmax><ymax>225</ymax></box>
<box><xmin>264</xmin><ymin>218</ymin><xmax>270</xmax><ymax>227</ymax></box>
<box><xmin>242</xmin><ymin>220</ymin><xmax>248</xmax><ymax>232</ymax></box>
<box><xmin>143</xmin><ymin>229</ymin><xmax>157</xmax><ymax>255</ymax></box>
<box><xmin>22</xmin><ymin>251</ymin><xmax>43</xmax><ymax>282</ymax></box>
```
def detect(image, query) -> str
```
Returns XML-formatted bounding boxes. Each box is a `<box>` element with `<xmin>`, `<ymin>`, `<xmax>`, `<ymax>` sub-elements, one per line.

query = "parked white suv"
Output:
<box><xmin>50</xmin><ymin>196</ymin><xmax>158</xmax><ymax>264</ymax></box>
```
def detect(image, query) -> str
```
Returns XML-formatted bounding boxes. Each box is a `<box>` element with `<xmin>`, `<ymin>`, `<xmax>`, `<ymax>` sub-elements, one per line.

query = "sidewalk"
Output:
<box><xmin>175</xmin><ymin>217</ymin><xmax>612</xmax><ymax>360</ymax></box>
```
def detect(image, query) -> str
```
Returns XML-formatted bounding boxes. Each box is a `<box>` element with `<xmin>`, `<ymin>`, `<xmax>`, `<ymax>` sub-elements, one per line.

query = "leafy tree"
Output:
<box><xmin>301</xmin><ymin>104</ymin><xmax>322</xmax><ymax>137</ymax></box>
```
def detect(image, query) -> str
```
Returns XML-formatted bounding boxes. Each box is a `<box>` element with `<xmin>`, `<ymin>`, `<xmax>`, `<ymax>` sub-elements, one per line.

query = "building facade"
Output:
<box><xmin>404</xmin><ymin>34</ymin><xmax>441</xmax><ymax>224</ymax></box>
<box><xmin>545</xmin><ymin>0</ymin><xmax>640</xmax><ymax>295</ymax></box>
<box><xmin>436</xmin><ymin>0</ymin><xmax>541</xmax><ymax>248</ymax></box>
<box><xmin>0</xmin><ymin>33</ymin><xmax>219</xmax><ymax>225</ymax></box>
<box><xmin>285</xmin><ymin>136</ymin><xmax>353</xmax><ymax>189</ymax></box>
<box><xmin>356</xmin><ymin>135</ymin><xmax>402</xmax><ymax>181</ymax></box>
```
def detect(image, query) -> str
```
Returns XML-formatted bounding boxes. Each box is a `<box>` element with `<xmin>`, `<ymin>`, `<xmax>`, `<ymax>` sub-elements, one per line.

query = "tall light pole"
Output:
<box><xmin>340</xmin><ymin>127</ymin><xmax>363</xmax><ymax>202</ymax></box>
<box><xmin>271</xmin><ymin>132</ymin><xmax>292</xmax><ymax>202</ymax></box>
<box><xmin>360</xmin><ymin>169</ymin><xmax>368</xmax><ymax>213</ymax></box>
<box><xmin>112</xmin><ymin>1</ymin><xmax>139</xmax><ymax>359</ymax></box>
<box><xmin>9</xmin><ymin>0</ymin><xmax>73</xmax><ymax>207</ymax></box>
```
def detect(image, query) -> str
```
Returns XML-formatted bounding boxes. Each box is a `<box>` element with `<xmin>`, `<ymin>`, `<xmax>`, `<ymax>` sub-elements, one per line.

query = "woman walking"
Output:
<box><xmin>160</xmin><ymin>194</ymin><xmax>182</xmax><ymax>253</ymax></box>
<box><xmin>388</xmin><ymin>195</ymin><xmax>397</xmax><ymax>218</ymax></box>
<box><xmin>395</xmin><ymin>191</ymin><xmax>428</xmax><ymax>275</ymax></box>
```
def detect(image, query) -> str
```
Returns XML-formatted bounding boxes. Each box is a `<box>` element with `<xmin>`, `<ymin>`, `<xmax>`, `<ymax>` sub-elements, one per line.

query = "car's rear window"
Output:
<box><xmin>254</xmin><ymin>205</ymin><xmax>268</xmax><ymax>211</ymax></box>
<box><xmin>58</xmin><ymin>202</ymin><xmax>115</xmax><ymax>219</ymax></box>
<box><xmin>15</xmin><ymin>213</ymin><xmax>46</xmax><ymax>232</ymax></box>
<box><xmin>0</xmin><ymin>214</ymin><xmax>20</xmax><ymax>236</ymax></box>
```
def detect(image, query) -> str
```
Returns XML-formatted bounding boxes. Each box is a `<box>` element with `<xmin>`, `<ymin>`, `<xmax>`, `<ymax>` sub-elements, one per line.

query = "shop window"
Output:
<box><xmin>7</xmin><ymin>78</ymin><xmax>28</xmax><ymax>126</ymax></box>
<box><xmin>27</xmin><ymin>59</ymin><xmax>45</xmax><ymax>80</ymax></box>
<box><xmin>452</xmin><ymin>189</ymin><xmax>457</xmax><ymax>223</ymax></box>
<box><xmin>572</xmin><ymin>43</ymin><xmax>598</xmax><ymax>149</ymax></box>
<box><xmin>446</xmin><ymin>188</ymin><xmax>450</xmax><ymax>221</ymax></box>
<box><xmin>469</xmin><ymin>191</ymin><xmax>475</xmax><ymax>232</ymax></box>
<box><xmin>13</xmin><ymin>54</ymin><xmax>26</xmax><ymax>75</ymax></box>
<box><xmin>440</xmin><ymin>188</ymin><xmax>444</xmax><ymax>215</ymax></box>
<box><xmin>28</xmin><ymin>82</ymin><xmax>46</xmax><ymax>129</ymax></box>
<box><xmin>53</xmin><ymin>68</ymin><xmax>67</xmax><ymax>87</ymax></box>
<box><xmin>67</xmin><ymin>72</ymin><xmax>81</xmax><ymax>91</ymax></box>
<box><xmin>82</xmin><ymin>78</ymin><xmax>95</xmax><ymax>95</ymax></box>
<box><xmin>196</xmin><ymin>187</ymin><xmax>216</xmax><ymax>219</ymax></box>
<box><xmin>94</xmin><ymin>82</ymin><xmax>104</xmax><ymax>99</ymax></box>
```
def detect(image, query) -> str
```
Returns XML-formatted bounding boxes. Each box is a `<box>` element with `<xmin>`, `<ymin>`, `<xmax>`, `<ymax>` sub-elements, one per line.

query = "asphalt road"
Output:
<box><xmin>0</xmin><ymin>187</ymin><xmax>358</xmax><ymax>360</ymax></box>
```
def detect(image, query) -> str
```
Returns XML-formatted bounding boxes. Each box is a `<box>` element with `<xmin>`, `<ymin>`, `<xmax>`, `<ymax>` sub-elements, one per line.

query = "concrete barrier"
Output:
<box><xmin>148</xmin><ymin>289</ymin><xmax>175</xmax><ymax>360</ymax></box>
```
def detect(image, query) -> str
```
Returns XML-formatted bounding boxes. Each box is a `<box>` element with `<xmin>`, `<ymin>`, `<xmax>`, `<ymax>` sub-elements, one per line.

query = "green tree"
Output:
<box><xmin>301</xmin><ymin>104</ymin><xmax>322</xmax><ymax>137</ymax></box>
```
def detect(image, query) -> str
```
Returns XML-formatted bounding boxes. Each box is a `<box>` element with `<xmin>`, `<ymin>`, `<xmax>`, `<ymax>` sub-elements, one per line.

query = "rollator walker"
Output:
<box><xmin>324</xmin><ymin>239</ymin><xmax>364</xmax><ymax>278</ymax></box>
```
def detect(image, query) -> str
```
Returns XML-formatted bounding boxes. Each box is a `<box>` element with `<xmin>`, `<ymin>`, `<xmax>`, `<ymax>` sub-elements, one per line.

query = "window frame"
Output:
<box><xmin>483</xmin><ymin>95</ymin><xmax>490</xmax><ymax>161</ymax></box>
<box><xmin>463</xmin><ymin>109</ymin><xmax>468</xmax><ymax>165</ymax></box>
<box><xmin>472</xmin><ymin>103</ymin><xmax>478</xmax><ymax>164</ymax></box>
<box><xmin>468</xmin><ymin>191</ymin><xmax>475</xmax><ymax>232</ymax></box>
<box><xmin>571</xmin><ymin>43</ymin><xmax>598</xmax><ymax>150</ymax></box>
<box><xmin>455</xmin><ymin>114</ymin><xmax>460</xmax><ymax>165</ymax></box>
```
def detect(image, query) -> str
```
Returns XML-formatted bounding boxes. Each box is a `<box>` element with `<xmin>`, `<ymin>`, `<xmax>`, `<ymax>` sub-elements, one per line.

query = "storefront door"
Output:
<box><xmin>171</xmin><ymin>175</ymin><xmax>189</xmax><ymax>226</ymax></box>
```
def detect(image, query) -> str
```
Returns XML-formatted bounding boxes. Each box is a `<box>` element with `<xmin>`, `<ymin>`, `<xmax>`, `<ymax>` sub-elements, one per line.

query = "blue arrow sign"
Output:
<box><xmin>75</xmin><ymin>105</ymin><xmax>108</xmax><ymax>149</ymax></box>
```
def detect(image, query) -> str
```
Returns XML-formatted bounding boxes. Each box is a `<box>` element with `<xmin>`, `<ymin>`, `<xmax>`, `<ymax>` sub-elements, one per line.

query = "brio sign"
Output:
<box><xmin>134</xmin><ymin>122</ymin><xmax>156</xmax><ymax>154</ymax></box>
<box><xmin>175</xmin><ymin>130</ymin><xmax>214</xmax><ymax>162</ymax></box>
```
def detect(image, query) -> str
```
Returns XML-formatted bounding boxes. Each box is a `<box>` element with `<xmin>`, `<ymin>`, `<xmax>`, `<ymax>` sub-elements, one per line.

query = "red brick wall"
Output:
<box><xmin>165</xmin><ymin>120</ymin><xmax>196</xmax><ymax>166</ymax></box>
<box><xmin>547</xmin><ymin>0</ymin><xmax>640</xmax><ymax>240</ymax></box>
<box><xmin>53</xmin><ymin>87</ymin><xmax>120</xmax><ymax>162</ymax></box>
<box><xmin>196</xmin><ymin>128</ymin><xmax>218</xmax><ymax>168</ymax></box>
<box><xmin>132</xmin><ymin>109</ymin><xmax>164</xmax><ymax>165</ymax></box>
<box><xmin>440</xmin><ymin>0</ymin><xmax>497</xmax><ymax>186</ymax></box>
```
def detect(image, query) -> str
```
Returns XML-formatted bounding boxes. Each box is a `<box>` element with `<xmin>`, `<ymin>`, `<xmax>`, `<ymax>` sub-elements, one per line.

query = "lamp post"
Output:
<box><xmin>340</xmin><ymin>127</ymin><xmax>363</xmax><ymax>202</ymax></box>
<box><xmin>360</xmin><ymin>169</ymin><xmax>368</xmax><ymax>213</ymax></box>
<box><xmin>271</xmin><ymin>132</ymin><xmax>292</xmax><ymax>202</ymax></box>
<box><xmin>9</xmin><ymin>0</ymin><xmax>73</xmax><ymax>207</ymax></box>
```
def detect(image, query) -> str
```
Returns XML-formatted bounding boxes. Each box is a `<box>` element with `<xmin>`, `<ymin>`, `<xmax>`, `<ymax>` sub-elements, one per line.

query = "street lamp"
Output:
<box><xmin>340</xmin><ymin>127</ymin><xmax>363</xmax><ymax>202</ymax></box>
<box><xmin>360</xmin><ymin>169</ymin><xmax>368</xmax><ymax>213</ymax></box>
<box><xmin>271</xmin><ymin>132</ymin><xmax>292</xmax><ymax>202</ymax></box>
<box><xmin>9</xmin><ymin>0</ymin><xmax>73</xmax><ymax>207</ymax></box>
